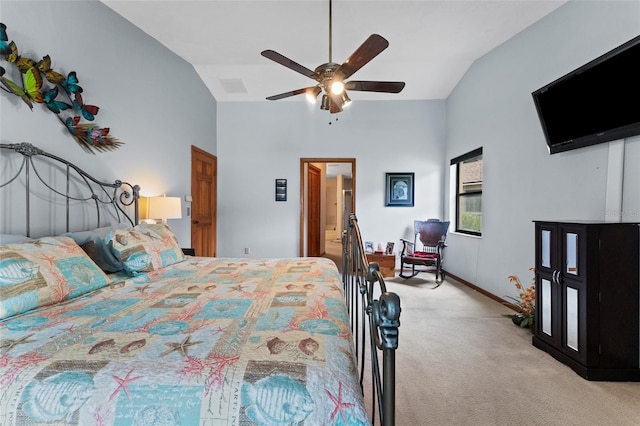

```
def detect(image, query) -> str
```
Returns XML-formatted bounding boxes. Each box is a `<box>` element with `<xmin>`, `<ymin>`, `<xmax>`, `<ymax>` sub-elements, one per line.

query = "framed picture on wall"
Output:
<box><xmin>385</xmin><ymin>172</ymin><xmax>414</xmax><ymax>207</ymax></box>
<box><xmin>275</xmin><ymin>179</ymin><xmax>287</xmax><ymax>201</ymax></box>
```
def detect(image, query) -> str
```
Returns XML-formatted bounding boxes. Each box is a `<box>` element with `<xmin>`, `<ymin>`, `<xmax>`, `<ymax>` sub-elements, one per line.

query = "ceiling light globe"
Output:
<box><xmin>330</xmin><ymin>81</ymin><xmax>345</xmax><ymax>95</ymax></box>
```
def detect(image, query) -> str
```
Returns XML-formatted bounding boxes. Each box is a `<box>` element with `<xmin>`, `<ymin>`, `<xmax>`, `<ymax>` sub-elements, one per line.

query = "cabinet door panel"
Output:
<box><xmin>536</xmin><ymin>224</ymin><xmax>557</xmax><ymax>275</ymax></box>
<box><xmin>536</xmin><ymin>271</ymin><xmax>560</xmax><ymax>347</ymax></box>
<box><xmin>565</xmin><ymin>286</ymin><xmax>579</xmax><ymax>351</ymax></box>
<box><xmin>541</xmin><ymin>229</ymin><xmax>552</xmax><ymax>268</ymax></box>
<box><xmin>565</xmin><ymin>232</ymin><xmax>579</xmax><ymax>275</ymax></box>
<box><xmin>560</xmin><ymin>226</ymin><xmax>586</xmax><ymax>281</ymax></box>
<box><xmin>562</xmin><ymin>279</ymin><xmax>587</xmax><ymax>364</ymax></box>
<box><xmin>541</xmin><ymin>277</ymin><xmax>553</xmax><ymax>337</ymax></box>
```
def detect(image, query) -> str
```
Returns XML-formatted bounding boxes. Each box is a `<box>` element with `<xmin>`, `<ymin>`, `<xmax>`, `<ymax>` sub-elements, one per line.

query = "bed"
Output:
<box><xmin>0</xmin><ymin>142</ymin><xmax>400</xmax><ymax>425</ymax></box>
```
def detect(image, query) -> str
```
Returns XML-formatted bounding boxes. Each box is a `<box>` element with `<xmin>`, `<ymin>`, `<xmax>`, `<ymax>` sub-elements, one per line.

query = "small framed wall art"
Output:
<box><xmin>385</xmin><ymin>172</ymin><xmax>414</xmax><ymax>207</ymax></box>
<box><xmin>275</xmin><ymin>179</ymin><xmax>287</xmax><ymax>201</ymax></box>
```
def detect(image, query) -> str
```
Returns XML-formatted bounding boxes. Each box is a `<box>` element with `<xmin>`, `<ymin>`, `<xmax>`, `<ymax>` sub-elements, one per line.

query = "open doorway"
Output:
<box><xmin>299</xmin><ymin>158</ymin><xmax>355</xmax><ymax>265</ymax></box>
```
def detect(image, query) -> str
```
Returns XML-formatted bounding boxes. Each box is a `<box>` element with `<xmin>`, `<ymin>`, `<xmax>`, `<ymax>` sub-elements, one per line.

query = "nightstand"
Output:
<box><xmin>365</xmin><ymin>253</ymin><xmax>396</xmax><ymax>278</ymax></box>
<box><xmin>182</xmin><ymin>248</ymin><xmax>195</xmax><ymax>256</ymax></box>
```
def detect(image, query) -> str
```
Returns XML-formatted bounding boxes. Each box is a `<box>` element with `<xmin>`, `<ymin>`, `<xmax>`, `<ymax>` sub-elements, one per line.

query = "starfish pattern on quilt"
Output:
<box><xmin>326</xmin><ymin>381</ymin><xmax>355</xmax><ymax>423</ymax></box>
<box><xmin>109</xmin><ymin>368</ymin><xmax>142</xmax><ymax>401</ymax></box>
<box><xmin>160</xmin><ymin>335</ymin><xmax>203</xmax><ymax>358</ymax></box>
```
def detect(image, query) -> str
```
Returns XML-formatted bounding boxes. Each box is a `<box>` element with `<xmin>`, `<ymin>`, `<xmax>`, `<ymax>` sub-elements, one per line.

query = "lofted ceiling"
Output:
<box><xmin>101</xmin><ymin>0</ymin><xmax>566</xmax><ymax>103</ymax></box>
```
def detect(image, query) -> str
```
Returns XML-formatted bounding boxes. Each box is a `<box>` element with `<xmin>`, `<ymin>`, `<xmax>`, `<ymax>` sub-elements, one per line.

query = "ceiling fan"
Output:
<box><xmin>261</xmin><ymin>0</ymin><xmax>405</xmax><ymax>114</ymax></box>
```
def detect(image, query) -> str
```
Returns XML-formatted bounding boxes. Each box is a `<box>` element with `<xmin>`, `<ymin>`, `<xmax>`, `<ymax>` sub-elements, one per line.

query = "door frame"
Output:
<box><xmin>307</xmin><ymin>164</ymin><xmax>322</xmax><ymax>257</ymax></box>
<box><xmin>299</xmin><ymin>158</ymin><xmax>356</xmax><ymax>257</ymax></box>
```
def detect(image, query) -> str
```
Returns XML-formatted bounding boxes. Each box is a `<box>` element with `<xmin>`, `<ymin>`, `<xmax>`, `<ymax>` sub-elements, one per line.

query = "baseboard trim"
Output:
<box><xmin>444</xmin><ymin>270</ymin><xmax>520</xmax><ymax>312</ymax></box>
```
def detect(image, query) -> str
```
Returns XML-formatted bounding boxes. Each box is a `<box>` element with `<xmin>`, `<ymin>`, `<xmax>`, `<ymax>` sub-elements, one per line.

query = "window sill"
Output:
<box><xmin>451</xmin><ymin>231</ymin><xmax>482</xmax><ymax>239</ymax></box>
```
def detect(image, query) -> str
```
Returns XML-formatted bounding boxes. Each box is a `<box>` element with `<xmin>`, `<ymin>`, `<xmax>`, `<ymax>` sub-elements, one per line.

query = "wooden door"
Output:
<box><xmin>191</xmin><ymin>146</ymin><xmax>217</xmax><ymax>257</ymax></box>
<box><xmin>307</xmin><ymin>164</ymin><xmax>321</xmax><ymax>257</ymax></box>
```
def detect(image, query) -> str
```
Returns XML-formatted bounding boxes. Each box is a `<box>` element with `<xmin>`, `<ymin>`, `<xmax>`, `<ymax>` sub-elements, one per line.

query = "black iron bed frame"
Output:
<box><xmin>0</xmin><ymin>142</ymin><xmax>139</xmax><ymax>237</ymax></box>
<box><xmin>0</xmin><ymin>142</ymin><xmax>401</xmax><ymax>425</ymax></box>
<box><xmin>343</xmin><ymin>213</ymin><xmax>401</xmax><ymax>426</ymax></box>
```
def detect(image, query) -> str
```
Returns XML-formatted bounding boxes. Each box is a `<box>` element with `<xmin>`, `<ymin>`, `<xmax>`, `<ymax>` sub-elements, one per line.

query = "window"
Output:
<box><xmin>451</xmin><ymin>148</ymin><xmax>483</xmax><ymax>235</ymax></box>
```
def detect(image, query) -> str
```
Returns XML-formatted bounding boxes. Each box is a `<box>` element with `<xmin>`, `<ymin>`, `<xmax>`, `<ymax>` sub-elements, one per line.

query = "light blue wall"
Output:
<box><xmin>0</xmin><ymin>0</ymin><xmax>217</xmax><ymax>245</ymax></box>
<box><xmin>2</xmin><ymin>1</ymin><xmax>637</xmax><ymax>303</ymax></box>
<box><xmin>216</xmin><ymin>100</ymin><xmax>446</xmax><ymax>258</ymax></box>
<box><xmin>444</xmin><ymin>0</ymin><xmax>640</xmax><ymax>298</ymax></box>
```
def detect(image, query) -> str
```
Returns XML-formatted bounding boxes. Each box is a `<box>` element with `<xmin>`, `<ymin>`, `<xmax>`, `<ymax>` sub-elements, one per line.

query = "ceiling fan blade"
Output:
<box><xmin>345</xmin><ymin>80</ymin><xmax>406</xmax><ymax>93</ymax></box>
<box><xmin>261</xmin><ymin>50</ymin><xmax>316</xmax><ymax>79</ymax></box>
<box><xmin>329</xmin><ymin>98</ymin><xmax>343</xmax><ymax>114</ymax></box>
<box><xmin>266</xmin><ymin>87</ymin><xmax>316</xmax><ymax>101</ymax></box>
<box><xmin>335</xmin><ymin>34</ymin><xmax>389</xmax><ymax>81</ymax></box>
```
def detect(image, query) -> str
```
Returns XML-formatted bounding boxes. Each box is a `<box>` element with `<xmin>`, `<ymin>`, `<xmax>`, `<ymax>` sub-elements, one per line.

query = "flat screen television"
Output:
<box><xmin>532</xmin><ymin>35</ymin><xmax>640</xmax><ymax>154</ymax></box>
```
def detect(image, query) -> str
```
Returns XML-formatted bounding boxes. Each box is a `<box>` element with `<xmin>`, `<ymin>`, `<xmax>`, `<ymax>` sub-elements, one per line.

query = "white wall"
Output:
<box><xmin>444</xmin><ymin>0</ymin><xmax>640</xmax><ymax>299</ymax></box>
<box><xmin>217</xmin><ymin>100</ymin><xmax>446</xmax><ymax>258</ymax></box>
<box><xmin>0</xmin><ymin>0</ymin><xmax>217</xmax><ymax>245</ymax></box>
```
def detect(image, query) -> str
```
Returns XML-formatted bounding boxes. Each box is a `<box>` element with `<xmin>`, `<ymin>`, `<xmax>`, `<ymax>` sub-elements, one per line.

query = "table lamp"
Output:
<box><xmin>147</xmin><ymin>195</ymin><xmax>182</xmax><ymax>224</ymax></box>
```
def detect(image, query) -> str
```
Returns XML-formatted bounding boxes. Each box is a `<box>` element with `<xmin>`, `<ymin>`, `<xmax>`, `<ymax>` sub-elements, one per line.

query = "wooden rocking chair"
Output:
<box><xmin>399</xmin><ymin>219</ymin><xmax>449</xmax><ymax>285</ymax></box>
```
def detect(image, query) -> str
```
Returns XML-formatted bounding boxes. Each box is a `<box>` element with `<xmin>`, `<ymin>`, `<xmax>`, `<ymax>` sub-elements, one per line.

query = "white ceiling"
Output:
<box><xmin>101</xmin><ymin>0</ymin><xmax>566</xmax><ymax>103</ymax></box>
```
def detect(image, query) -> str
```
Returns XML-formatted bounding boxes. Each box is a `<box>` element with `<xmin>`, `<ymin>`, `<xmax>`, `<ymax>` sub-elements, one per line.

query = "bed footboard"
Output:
<box><xmin>342</xmin><ymin>214</ymin><xmax>401</xmax><ymax>426</ymax></box>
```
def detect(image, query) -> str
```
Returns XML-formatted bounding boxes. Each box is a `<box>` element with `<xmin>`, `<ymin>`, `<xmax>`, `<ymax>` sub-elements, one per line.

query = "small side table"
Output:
<box><xmin>366</xmin><ymin>253</ymin><xmax>396</xmax><ymax>278</ymax></box>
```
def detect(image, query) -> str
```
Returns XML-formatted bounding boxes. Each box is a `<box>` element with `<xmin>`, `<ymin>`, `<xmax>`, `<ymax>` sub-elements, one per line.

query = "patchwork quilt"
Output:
<box><xmin>0</xmin><ymin>257</ymin><xmax>369</xmax><ymax>425</ymax></box>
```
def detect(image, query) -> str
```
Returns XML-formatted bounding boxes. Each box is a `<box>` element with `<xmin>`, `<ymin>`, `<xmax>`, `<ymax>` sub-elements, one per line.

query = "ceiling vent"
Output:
<box><xmin>220</xmin><ymin>78</ymin><xmax>248</xmax><ymax>94</ymax></box>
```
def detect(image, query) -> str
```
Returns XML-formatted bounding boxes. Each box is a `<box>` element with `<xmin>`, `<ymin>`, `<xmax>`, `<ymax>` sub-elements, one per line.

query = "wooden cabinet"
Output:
<box><xmin>366</xmin><ymin>253</ymin><xmax>396</xmax><ymax>278</ymax></box>
<box><xmin>533</xmin><ymin>221</ymin><xmax>640</xmax><ymax>380</ymax></box>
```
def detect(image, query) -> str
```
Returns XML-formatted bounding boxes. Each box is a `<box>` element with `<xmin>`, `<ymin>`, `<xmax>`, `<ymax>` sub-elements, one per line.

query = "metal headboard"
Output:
<box><xmin>0</xmin><ymin>142</ymin><xmax>139</xmax><ymax>237</ymax></box>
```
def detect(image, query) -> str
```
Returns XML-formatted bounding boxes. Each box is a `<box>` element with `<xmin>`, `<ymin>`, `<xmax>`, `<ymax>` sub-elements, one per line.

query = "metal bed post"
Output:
<box><xmin>343</xmin><ymin>214</ymin><xmax>401</xmax><ymax>426</ymax></box>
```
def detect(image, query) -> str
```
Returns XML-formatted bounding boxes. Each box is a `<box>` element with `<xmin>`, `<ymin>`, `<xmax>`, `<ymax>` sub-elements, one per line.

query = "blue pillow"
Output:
<box><xmin>64</xmin><ymin>225</ymin><xmax>128</xmax><ymax>273</ymax></box>
<box><xmin>0</xmin><ymin>234</ymin><xmax>33</xmax><ymax>244</ymax></box>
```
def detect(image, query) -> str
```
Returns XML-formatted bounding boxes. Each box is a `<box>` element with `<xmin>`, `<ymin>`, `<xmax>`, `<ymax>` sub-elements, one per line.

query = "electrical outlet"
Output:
<box><xmin>244</xmin><ymin>248</ymin><xmax>250</xmax><ymax>255</ymax></box>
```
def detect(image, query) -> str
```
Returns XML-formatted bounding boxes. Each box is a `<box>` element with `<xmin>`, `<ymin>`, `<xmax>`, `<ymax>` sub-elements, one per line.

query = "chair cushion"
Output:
<box><xmin>411</xmin><ymin>252</ymin><xmax>439</xmax><ymax>259</ymax></box>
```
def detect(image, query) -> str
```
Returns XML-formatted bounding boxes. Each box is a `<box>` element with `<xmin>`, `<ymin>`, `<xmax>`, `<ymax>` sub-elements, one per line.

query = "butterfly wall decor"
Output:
<box><xmin>0</xmin><ymin>23</ymin><xmax>122</xmax><ymax>153</ymax></box>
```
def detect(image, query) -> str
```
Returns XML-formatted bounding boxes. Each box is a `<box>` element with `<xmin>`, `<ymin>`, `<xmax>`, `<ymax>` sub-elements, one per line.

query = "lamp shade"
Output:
<box><xmin>147</xmin><ymin>196</ymin><xmax>182</xmax><ymax>222</ymax></box>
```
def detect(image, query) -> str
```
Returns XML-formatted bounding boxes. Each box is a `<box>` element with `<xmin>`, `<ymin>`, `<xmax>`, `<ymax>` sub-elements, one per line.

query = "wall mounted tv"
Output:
<box><xmin>532</xmin><ymin>35</ymin><xmax>640</xmax><ymax>154</ymax></box>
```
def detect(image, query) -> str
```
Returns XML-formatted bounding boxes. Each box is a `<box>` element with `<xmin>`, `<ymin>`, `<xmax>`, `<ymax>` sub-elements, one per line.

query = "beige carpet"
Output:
<box><xmin>323</xmin><ymin>238</ymin><xmax>343</xmax><ymax>272</ymax></box>
<box><xmin>365</xmin><ymin>275</ymin><xmax>640</xmax><ymax>425</ymax></box>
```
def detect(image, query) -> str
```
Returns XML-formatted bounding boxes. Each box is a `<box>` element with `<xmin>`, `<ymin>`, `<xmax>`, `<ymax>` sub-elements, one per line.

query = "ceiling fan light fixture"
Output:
<box><xmin>306</xmin><ymin>86</ymin><xmax>322</xmax><ymax>104</ymax></box>
<box><xmin>330</xmin><ymin>80</ymin><xmax>345</xmax><ymax>95</ymax></box>
<box><xmin>340</xmin><ymin>92</ymin><xmax>351</xmax><ymax>108</ymax></box>
<box><xmin>320</xmin><ymin>94</ymin><xmax>331</xmax><ymax>110</ymax></box>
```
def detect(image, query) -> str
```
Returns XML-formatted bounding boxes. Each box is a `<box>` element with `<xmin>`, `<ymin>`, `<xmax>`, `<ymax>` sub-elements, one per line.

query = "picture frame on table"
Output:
<box><xmin>364</xmin><ymin>241</ymin><xmax>375</xmax><ymax>254</ymax></box>
<box><xmin>385</xmin><ymin>172</ymin><xmax>414</xmax><ymax>207</ymax></box>
<box><xmin>385</xmin><ymin>242</ymin><xmax>395</xmax><ymax>255</ymax></box>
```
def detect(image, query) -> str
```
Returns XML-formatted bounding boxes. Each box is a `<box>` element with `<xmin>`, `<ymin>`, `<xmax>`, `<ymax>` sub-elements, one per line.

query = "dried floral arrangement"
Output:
<box><xmin>505</xmin><ymin>268</ymin><xmax>535</xmax><ymax>328</ymax></box>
